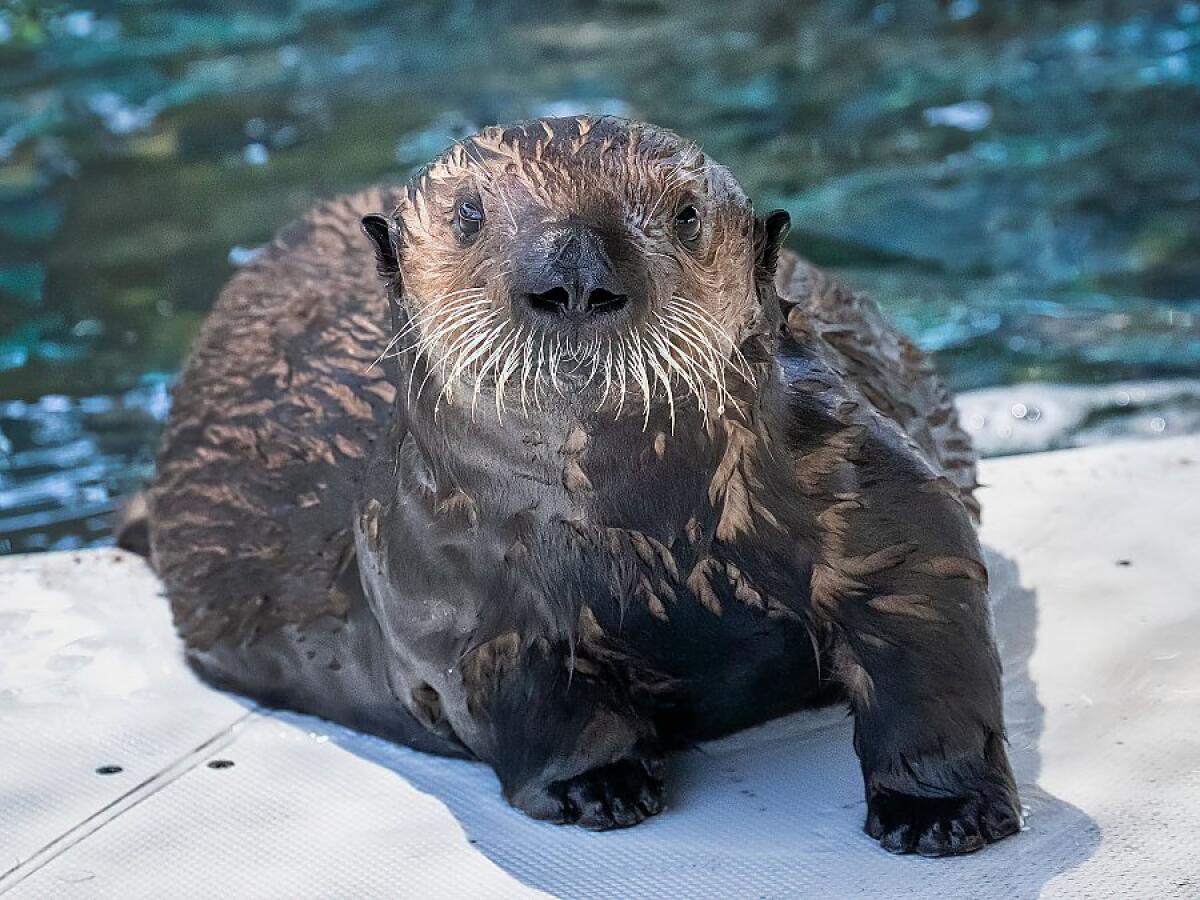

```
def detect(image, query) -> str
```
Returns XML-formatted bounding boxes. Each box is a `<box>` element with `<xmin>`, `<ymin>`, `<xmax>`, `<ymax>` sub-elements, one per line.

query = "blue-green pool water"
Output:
<box><xmin>2</xmin><ymin>0</ymin><xmax>1199</xmax><ymax>552</ymax></box>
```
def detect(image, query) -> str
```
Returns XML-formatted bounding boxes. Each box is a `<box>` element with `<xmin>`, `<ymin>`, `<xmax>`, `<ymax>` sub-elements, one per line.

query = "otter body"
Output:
<box><xmin>148</xmin><ymin>117</ymin><xmax>1018</xmax><ymax>853</ymax></box>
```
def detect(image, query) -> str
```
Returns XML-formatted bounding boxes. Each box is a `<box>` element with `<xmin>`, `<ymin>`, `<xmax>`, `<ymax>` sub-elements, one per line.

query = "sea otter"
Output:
<box><xmin>142</xmin><ymin>116</ymin><xmax>1019</xmax><ymax>855</ymax></box>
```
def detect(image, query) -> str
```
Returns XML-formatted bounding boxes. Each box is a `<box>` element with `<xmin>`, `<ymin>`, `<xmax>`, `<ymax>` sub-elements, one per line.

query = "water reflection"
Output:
<box><xmin>1</xmin><ymin>0</ymin><xmax>1198</xmax><ymax>551</ymax></box>
<box><xmin>0</xmin><ymin>380</ymin><xmax>167</xmax><ymax>553</ymax></box>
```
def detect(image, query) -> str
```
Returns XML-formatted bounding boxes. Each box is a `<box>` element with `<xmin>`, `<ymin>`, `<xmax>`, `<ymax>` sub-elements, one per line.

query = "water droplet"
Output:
<box><xmin>922</xmin><ymin>100</ymin><xmax>993</xmax><ymax>132</ymax></box>
<box><xmin>228</xmin><ymin>245</ymin><xmax>264</xmax><ymax>267</ymax></box>
<box><xmin>243</xmin><ymin>143</ymin><xmax>270</xmax><ymax>166</ymax></box>
<box><xmin>948</xmin><ymin>0</ymin><xmax>978</xmax><ymax>20</ymax></box>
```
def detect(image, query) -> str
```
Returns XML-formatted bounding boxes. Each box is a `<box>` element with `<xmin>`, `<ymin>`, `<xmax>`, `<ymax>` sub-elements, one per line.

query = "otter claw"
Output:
<box><xmin>865</xmin><ymin>786</ymin><xmax>1020</xmax><ymax>857</ymax></box>
<box><xmin>515</xmin><ymin>755</ymin><xmax>667</xmax><ymax>830</ymax></box>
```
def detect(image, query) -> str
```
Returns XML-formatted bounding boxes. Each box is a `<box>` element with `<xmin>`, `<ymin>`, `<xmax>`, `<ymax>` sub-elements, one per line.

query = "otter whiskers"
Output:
<box><xmin>399</xmin><ymin>291</ymin><xmax>753</xmax><ymax>430</ymax></box>
<box><xmin>366</xmin><ymin>286</ymin><xmax>488</xmax><ymax>373</ymax></box>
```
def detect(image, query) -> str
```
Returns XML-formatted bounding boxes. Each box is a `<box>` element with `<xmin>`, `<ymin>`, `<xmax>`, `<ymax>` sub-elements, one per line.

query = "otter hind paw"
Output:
<box><xmin>514</xmin><ymin>755</ymin><xmax>666</xmax><ymax>831</ymax></box>
<box><xmin>865</xmin><ymin>786</ymin><xmax>1021</xmax><ymax>857</ymax></box>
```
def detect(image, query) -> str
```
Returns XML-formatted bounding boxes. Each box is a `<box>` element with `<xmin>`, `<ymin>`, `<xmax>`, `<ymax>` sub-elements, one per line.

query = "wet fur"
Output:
<box><xmin>147</xmin><ymin>117</ymin><xmax>1018</xmax><ymax>853</ymax></box>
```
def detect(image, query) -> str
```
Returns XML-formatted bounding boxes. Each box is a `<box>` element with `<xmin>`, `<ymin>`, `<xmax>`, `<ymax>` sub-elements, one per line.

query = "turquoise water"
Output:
<box><xmin>2</xmin><ymin>0</ymin><xmax>1199</xmax><ymax>552</ymax></box>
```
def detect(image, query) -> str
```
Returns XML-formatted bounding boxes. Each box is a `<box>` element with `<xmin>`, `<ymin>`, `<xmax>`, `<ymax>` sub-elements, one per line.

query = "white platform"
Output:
<box><xmin>2</xmin><ymin>438</ymin><xmax>1198</xmax><ymax>899</ymax></box>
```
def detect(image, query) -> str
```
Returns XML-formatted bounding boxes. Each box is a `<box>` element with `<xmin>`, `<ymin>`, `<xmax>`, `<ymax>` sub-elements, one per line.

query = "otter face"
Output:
<box><xmin>363</xmin><ymin>116</ymin><xmax>789</xmax><ymax>425</ymax></box>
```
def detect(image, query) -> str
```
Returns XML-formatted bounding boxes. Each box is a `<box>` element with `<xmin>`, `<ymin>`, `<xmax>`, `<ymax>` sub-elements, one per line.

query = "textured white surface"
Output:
<box><xmin>2</xmin><ymin>437</ymin><xmax>1198</xmax><ymax>898</ymax></box>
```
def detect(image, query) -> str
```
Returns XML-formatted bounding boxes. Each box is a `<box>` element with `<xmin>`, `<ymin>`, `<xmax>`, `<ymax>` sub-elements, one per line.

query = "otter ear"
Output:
<box><xmin>754</xmin><ymin>209</ymin><xmax>791</xmax><ymax>277</ymax></box>
<box><xmin>361</xmin><ymin>213</ymin><xmax>402</xmax><ymax>279</ymax></box>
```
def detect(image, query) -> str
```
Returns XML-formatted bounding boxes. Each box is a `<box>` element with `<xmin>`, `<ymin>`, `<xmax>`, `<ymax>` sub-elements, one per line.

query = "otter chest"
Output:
<box><xmin>365</xmin><ymin>413</ymin><xmax>823</xmax><ymax>737</ymax></box>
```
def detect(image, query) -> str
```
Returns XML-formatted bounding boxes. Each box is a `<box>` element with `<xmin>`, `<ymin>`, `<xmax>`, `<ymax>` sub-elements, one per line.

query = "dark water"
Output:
<box><xmin>2</xmin><ymin>0</ymin><xmax>1199</xmax><ymax>553</ymax></box>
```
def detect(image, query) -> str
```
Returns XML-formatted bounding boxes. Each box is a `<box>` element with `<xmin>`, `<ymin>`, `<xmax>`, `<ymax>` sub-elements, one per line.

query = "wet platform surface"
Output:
<box><xmin>2</xmin><ymin>438</ymin><xmax>1198</xmax><ymax>898</ymax></box>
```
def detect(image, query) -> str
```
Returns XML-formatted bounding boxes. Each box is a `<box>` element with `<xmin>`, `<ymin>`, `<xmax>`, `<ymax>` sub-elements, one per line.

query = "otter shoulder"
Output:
<box><xmin>773</xmin><ymin>250</ymin><xmax>979</xmax><ymax>519</ymax></box>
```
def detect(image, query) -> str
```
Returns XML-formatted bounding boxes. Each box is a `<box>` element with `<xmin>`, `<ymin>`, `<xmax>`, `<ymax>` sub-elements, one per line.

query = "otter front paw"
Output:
<box><xmin>511</xmin><ymin>755</ymin><xmax>666</xmax><ymax>830</ymax></box>
<box><xmin>865</xmin><ymin>783</ymin><xmax>1021</xmax><ymax>857</ymax></box>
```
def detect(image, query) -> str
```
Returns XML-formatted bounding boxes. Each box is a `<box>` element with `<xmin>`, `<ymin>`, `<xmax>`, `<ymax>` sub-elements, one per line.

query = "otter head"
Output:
<box><xmin>362</xmin><ymin>116</ymin><xmax>790</xmax><ymax>426</ymax></box>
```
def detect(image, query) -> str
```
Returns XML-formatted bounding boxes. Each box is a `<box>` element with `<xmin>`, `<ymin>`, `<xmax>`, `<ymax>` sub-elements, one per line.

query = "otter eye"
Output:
<box><xmin>455</xmin><ymin>198</ymin><xmax>484</xmax><ymax>239</ymax></box>
<box><xmin>674</xmin><ymin>204</ymin><xmax>702</xmax><ymax>246</ymax></box>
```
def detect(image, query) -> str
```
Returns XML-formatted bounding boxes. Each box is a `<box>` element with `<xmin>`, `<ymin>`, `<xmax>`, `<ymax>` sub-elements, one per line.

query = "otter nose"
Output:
<box><xmin>516</xmin><ymin>225</ymin><xmax>630</xmax><ymax>323</ymax></box>
<box><xmin>526</xmin><ymin>283</ymin><xmax>629</xmax><ymax>318</ymax></box>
